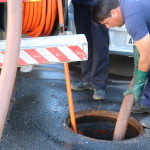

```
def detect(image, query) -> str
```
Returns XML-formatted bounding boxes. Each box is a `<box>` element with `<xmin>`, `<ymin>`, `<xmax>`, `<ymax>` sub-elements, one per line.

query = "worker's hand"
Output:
<box><xmin>124</xmin><ymin>69</ymin><xmax>148</xmax><ymax>103</ymax></box>
<box><xmin>124</xmin><ymin>82</ymin><xmax>145</xmax><ymax>103</ymax></box>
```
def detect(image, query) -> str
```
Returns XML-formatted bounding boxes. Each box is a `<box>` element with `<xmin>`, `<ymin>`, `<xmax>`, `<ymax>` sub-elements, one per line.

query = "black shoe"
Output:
<box><xmin>132</xmin><ymin>103</ymin><xmax>150</xmax><ymax>113</ymax></box>
<box><xmin>93</xmin><ymin>89</ymin><xmax>106</xmax><ymax>100</ymax></box>
<box><xmin>71</xmin><ymin>82</ymin><xmax>93</xmax><ymax>91</ymax></box>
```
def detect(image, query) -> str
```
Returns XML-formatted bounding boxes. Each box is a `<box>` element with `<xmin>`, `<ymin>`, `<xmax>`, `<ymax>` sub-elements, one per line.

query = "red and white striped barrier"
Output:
<box><xmin>0</xmin><ymin>34</ymin><xmax>88</xmax><ymax>67</ymax></box>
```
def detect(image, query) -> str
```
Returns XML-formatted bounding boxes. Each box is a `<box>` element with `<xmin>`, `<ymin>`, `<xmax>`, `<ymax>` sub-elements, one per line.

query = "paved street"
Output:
<box><xmin>0</xmin><ymin>56</ymin><xmax>150</xmax><ymax>150</ymax></box>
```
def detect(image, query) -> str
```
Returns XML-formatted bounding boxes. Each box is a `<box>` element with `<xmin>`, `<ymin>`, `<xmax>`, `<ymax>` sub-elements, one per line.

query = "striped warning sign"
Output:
<box><xmin>0</xmin><ymin>34</ymin><xmax>88</xmax><ymax>67</ymax></box>
<box><xmin>0</xmin><ymin>46</ymin><xmax>87</xmax><ymax>67</ymax></box>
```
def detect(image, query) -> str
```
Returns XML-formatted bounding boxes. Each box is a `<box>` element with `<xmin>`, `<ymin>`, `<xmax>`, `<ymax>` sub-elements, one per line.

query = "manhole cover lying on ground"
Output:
<box><xmin>66</xmin><ymin>110</ymin><xmax>144</xmax><ymax>141</ymax></box>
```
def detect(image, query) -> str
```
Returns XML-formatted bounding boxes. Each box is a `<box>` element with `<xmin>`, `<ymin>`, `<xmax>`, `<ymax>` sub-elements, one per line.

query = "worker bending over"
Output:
<box><xmin>92</xmin><ymin>0</ymin><xmax>150</xmax><ymax>127</ymax></box>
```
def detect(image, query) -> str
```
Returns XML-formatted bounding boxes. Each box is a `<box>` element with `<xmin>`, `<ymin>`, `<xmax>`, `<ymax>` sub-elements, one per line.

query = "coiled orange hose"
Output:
<box><xmin>22</xmin><ymin>0</ymin><xmax>57</xmax><ymax>37</ymax></box>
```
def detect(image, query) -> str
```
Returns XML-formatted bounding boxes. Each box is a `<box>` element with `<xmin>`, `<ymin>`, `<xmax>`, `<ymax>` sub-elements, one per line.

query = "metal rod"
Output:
<box><xmin>56</xmin><ymin>0</ymin><xmax>77</xmax><ymax>132</ymax></box>
<box><xmin>64</xmin><ymin>63</ymin><xmax>77</xmax><ymax>132</ymax></box>
<box><xmin>57</xmin><ymin>0</ymin><xmax>64</xmax><ymax>34</ymax></box>
<box><xmin>0</xmin><ymin>0</ymin><xmax>22</xmax><ymax>139</ymax></box>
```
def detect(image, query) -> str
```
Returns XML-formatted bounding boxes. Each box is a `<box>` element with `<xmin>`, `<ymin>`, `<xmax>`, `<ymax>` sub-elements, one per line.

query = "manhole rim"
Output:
<box><xmin>65</xmin><ymin>110</ymin><xmax>144</xmax><ymax>142</ymax></box>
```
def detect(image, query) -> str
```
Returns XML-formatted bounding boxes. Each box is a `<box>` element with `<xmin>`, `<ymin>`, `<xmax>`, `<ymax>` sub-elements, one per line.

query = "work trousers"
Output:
<box><xmin>73</xmin><ymin>4</ymin><xmax>109</xmax><ymax>89</ymax></box>
<box><xmin>133</xmin><ymin>46</ymin><xmax>150</xmax><ymax>107</ymax></box>
<box><xmin>141</xmin><ymin>70</ymin><xmax>150</xmax><ymax>108</ymax></box>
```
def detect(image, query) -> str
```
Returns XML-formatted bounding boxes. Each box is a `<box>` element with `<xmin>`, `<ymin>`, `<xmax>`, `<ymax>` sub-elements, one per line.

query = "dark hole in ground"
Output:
<box><xmin>73</xmin><ymin>116</ymin><xmax>138</xmax><ymax>140</ymax></box>
<box><xmin>66</xmin><ymin>110</ymin><xmax>143</xmax><ymax>141</ymax></box>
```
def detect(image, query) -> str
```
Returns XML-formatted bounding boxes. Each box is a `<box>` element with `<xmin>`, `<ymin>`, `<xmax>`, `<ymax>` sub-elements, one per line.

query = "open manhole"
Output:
<box><xmin>66</xmin><ymin>110</ymin><xmax>144</xmax><ymax>141</ymax></box>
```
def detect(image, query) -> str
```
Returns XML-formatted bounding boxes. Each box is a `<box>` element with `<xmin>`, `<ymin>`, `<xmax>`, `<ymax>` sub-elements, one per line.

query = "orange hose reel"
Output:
<box><xmin>22</xmin><ymin>0</ymin><xmax>58</xmax><ymax>37</ymax></box>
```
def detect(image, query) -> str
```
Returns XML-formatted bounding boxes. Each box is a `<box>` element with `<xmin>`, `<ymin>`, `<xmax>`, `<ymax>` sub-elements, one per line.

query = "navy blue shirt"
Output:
<box><xmin>120</xmin><ymin>0</ymin><xmax>150</xmax><ymax>41</ymax></box>
<box><xmin>72</xmin><ymin>0</ymin><xmax>93</xmax><ymax>6</ymax></box>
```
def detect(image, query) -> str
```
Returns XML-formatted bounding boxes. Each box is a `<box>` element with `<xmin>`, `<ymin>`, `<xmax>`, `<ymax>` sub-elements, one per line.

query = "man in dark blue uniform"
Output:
<box><xmin>92</xmin><ymin>0</ymin><xmax>150</xmax><ymax>127</ymax></box>
<box><xmin>71</xmin><ymin>0</ymin><xmax>109</xmax><ymax>100</ymax></box>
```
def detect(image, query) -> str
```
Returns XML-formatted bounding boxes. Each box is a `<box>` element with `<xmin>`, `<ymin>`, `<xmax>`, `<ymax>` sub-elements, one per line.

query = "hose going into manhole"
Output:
<box><xmin>0</xmin><ymin>0</ymin><xmax>22</xmax><ymax>139</ymax></box>
<box><xmin>113</xmin><ymin>79</ymin><xmax>134</xmax><ymax>141</ymax></box>
<box><xmin>22</xmin><ymin>0</ymin><xmax>57</xmax><ymax>37</ymax></box>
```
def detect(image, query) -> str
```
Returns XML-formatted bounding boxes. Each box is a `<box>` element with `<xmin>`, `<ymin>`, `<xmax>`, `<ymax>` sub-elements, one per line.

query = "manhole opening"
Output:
<box><xmin>66</xmin><ymin>110</ymin><xmax>144</xmax><ymax>141</ymax></box>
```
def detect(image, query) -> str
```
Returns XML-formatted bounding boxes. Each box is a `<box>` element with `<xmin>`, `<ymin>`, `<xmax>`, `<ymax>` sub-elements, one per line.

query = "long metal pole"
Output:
<box><xmin>0</xmin><ymin>0</ymin><xmax>22</xmax><ymax>139</ymax></box>
<box><xmin>57</xmin><ymin>0</ymin><xmax>77</xmax><ymax>132</ymax></box>
<box><xmin>64</xmin><ymin>63</ymin><xmax>77</xmax><ymax>132</ymax></box>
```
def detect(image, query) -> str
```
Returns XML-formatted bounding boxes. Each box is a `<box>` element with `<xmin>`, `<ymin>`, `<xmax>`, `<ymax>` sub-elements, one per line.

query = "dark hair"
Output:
<box><xmin>91</xmin><ymin>0</ymin><xmax>119</xmax><ymax>23</ymax></box>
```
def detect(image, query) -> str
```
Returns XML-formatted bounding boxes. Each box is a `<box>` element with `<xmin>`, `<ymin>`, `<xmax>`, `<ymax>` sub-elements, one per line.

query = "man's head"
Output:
<box><xmin>92</xmin><ymin>0</ymin><xmax>124</xmax><ymax>28</ymax></box>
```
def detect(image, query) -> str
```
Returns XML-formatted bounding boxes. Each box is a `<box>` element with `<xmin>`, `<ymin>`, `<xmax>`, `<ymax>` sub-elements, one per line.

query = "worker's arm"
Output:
<box><xmin>135</xmin><ymin>33</ymin><xmax>150</xmax><ymax>71</ymax></box>
<box><xmin>124</xmin><ymin>34</ymin><xmax>150</xmax><ymax>103</ymax></box>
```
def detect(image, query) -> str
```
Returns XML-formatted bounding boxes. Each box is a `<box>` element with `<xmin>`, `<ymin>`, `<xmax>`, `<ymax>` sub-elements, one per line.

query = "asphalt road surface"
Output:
<box><xmin>0</xmin><ymin>56</ymin><xmax>150</xmax><ymax>150</ymax></box>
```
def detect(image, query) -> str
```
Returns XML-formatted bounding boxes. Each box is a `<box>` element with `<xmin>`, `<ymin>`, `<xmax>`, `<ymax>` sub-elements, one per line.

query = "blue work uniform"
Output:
<box><xmin>72</xmin><ymin>0</ymin><xmax>109</xmax><ymax>89</ymax></box>
<box><xmin>120</xmin><ymin>0</ymin><xmax>150</xmax><ymax>107</ymax></box>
